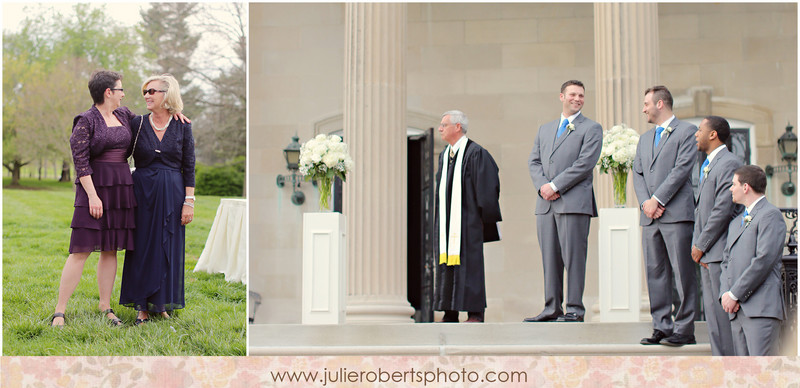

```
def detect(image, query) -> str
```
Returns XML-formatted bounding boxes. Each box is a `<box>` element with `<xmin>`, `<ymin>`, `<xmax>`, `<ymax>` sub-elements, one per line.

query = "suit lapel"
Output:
<box><xmin>651</xmin><ymin>119</ymin><xmax>681</xmax><ymax>165</ymax></box>
<box><xmin>645</xmin><ymin>128</ymin><xmax>657</xmax><ymax>170</ymax></box>
<box><xmin>728</xmin><ymin>198</ymin><xmax>764</xmax><ymax>248</ymax></box>
<box><xmin>727</xmin><ymin>213</ymin><xmax>747</xmax><ymax>249</ymax></box>
<box><xmin>551</xmin><ymin>114</ymin><xmax>581</xmax><ymax>156</ymax></box>
<box><xmin>697</xmin><ymin>148</ymin><xmax>726</xmax><ymax>199</ymax></box>
<box><xmin>543</xmin><ymin>120</ymin><xmax>557</xmax><ymax>160</ymax></box>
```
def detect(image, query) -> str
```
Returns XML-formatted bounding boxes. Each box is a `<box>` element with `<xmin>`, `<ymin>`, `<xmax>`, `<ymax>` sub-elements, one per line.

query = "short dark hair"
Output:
<box><xmin>703</xmin><ymin>115</ymin><xmax>731</xmax><ymax>143</ymax></box>
<box><xmin>645</xmin><ymin>85</ymin><xmax>673</xmax><ymax>110</ymax></box>
<box><xmin>88</xmin><ymin>70</ymin><xmax>122</xmax><ymax>104</ymax></box>
<box><xmin>561</xmin><ymin>80</ymin><xmax>585</xmax><ymax>93</ymax></box>
<box><xmin>735</xmin><ymin>165</ymin><xmax>767</xmax><ymax>194</ymax></box>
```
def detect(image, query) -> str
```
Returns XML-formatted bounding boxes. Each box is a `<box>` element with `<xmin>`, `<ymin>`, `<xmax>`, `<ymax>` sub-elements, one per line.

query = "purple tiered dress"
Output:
<box><xmin>68</xmin><ymin>106</ymin><xmax>136</xmax><ymax>253</ymax></box>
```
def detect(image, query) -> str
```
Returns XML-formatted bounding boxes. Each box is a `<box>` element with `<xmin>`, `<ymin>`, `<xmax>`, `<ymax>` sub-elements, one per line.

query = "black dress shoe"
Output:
<box><xmin>660</xmin><ymin>333</ymin><xmax>696</xmax><ymax>347</ymax></box>
<box><xmin>555</xmin><ymin>313</ymin><xmax>584</xmax><ymax>322</ymax></box>
<box><xmin>523</xmin><ymin>312</ymin><xmax>560</xmax><ymax>322</ymax></box>
<box><xmin>640</xmin><ymin>329</ymin><xmax>669</xmax><ymax>345</ymax></box>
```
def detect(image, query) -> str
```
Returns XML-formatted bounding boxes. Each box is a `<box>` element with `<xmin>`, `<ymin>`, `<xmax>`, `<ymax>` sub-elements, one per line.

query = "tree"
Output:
<box><xmin>191</xmin><ymin>2</ymin><xmax>247</xmax><ymax>165</ymax></box>
<box><xmin>2</xmin><ymin>4</ymin><xmax>142</xmax><ymax>185</ymax></box>
<box><xmin>137</xmin><ymin>3</ymin><xmax>202</xmax><ymax>117</ymax></box>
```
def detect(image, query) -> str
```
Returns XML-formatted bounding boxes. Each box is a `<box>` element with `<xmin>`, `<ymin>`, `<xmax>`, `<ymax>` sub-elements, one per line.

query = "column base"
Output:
<box><xmin>346</xmin><ymin>297</ymin><xmax>416</xmax><ymax>323</ymax></box>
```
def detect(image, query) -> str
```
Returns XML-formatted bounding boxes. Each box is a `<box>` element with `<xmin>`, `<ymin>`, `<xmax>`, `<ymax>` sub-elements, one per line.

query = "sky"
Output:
<box><xmin>2</xmin><ymin>2</ymin><xmax>150</xmax><ymax>33</ymax></box>
<box><xmin>1</xmin><ymin>2</ymin><xmax>245</xmax><ymax>89</ymax></box>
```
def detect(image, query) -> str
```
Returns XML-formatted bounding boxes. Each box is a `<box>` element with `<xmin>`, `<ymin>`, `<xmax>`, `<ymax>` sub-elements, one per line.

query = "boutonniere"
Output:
<box><xmin>703</xmin><ymin>166</ymin><xmax>710</xmax><ymax>175</ymax></box>
<box><xmin>744</xmin><ymin>215</ymin><xmax>752</xmax><ymax>226</ymax></box>
<box><xmin>662</xmin><ymin>126</ymin><xmax>674</xmax><ymax>137</ymax></box>
<box><xmin>567</xmin><ymin>123</ymin><xmax>575</xmax><ymax>132</ymax></box>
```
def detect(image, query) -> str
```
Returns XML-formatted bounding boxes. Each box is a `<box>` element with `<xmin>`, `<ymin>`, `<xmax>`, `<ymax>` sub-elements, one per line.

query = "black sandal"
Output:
<box><xmin>51</xmin><ymin>312</ymin><xmax>66</xmax><ymax>327</ymax></box>
<box><xmin>134</xmin><ymin>318</ymin><xmax>150</xmax><ymax>326</ymax></box>
<box><xmin>102</xmin><ymin>308</ymin><xmax>123</xmax><ymax>327</ymax></box>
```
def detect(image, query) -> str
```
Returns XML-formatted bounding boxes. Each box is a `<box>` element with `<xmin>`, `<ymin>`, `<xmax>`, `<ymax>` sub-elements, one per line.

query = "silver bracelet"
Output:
<box><xmin>185</xmin><ymin>195</ymin><xmax>196</xmax><ymax>201</ymax></box>
<box><xmin>183</xmin><ymin>201</ymin><xmax>195</xmax><ymax>208</ymax></box>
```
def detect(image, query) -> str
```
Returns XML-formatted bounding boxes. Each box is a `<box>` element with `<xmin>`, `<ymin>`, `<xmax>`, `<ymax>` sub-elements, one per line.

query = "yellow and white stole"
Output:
<box><xmin>438</xmin><ymin>136</ymin><xmax>467</xmax><ymax>266</ymax></box>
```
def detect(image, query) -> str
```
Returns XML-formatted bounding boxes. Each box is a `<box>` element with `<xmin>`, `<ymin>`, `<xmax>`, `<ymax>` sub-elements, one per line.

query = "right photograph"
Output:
<box><xmin>249</xmin><ymin>3</ymin><xmax>797</xmax><ymax>357</ymax></box>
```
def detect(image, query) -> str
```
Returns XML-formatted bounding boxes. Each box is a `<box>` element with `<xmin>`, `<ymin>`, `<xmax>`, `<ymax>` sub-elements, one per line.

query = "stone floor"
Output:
<box><xmin>249</xmin><ymin>322</ymin><xmax>713</xmax><ymax>356</ymax></box>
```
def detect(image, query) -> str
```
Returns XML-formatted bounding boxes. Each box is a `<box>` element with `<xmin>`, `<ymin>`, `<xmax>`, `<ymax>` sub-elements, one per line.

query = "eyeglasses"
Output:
<box><xmin>438</xmin><ymin>123</ymin><xmax>454</xmax><ymax>128</ymax></box>
<box><xmin>110</xmin><ymin>88</ymin><xmax>124</xmax><ymax>92</ymax></box>
<box><xmin>143</xmin><ymin>89</ymin><xmax>167</xmax><ymax>96</ymax></box>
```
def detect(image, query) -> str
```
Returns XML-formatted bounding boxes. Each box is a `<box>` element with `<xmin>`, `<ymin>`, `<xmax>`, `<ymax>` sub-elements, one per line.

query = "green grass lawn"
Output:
<box><xmin>2</xmin><ymin>178</ymin><xmax>246</xmax><ymax>355</ymax></box>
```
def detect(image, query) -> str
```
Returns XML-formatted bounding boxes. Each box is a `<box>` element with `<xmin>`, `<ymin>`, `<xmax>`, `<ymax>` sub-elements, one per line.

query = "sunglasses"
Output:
<box><xmin>143</xmin><ymin>88</ymin><xmax>167</xmax><ymax>96</ymax></box>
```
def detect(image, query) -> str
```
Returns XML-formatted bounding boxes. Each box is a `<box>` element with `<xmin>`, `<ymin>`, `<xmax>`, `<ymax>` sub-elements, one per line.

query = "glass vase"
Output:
<box><xmin>612</xmin><ymin>169</ymin><xmax>628</xmax><ymax>208</ymax></box>
<box><xmin>318</xmin><ymin>177</ymin><xmax>332</xmax><ymax>212</ymax></box>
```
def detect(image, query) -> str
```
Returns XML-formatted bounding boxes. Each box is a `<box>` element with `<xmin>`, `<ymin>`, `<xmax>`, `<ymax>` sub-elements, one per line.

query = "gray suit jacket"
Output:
<box><xmin>692</xmin><ymin>147</ymin><xmax>744</xmax><ymax>263</ymax></box>
<box><xmin>720</xmin><ymin>198</ymin><xmax>786</xmax><ymax>321</ymax></box>
<box><xmin>632</xmin><ymin>118</ymin><xmax>698</xmax><ymax>225</ymax></box>
<box><xmin>528</xmin><ymin>113</ymin><xmax>603</xmax><ymax>216</ymax></box>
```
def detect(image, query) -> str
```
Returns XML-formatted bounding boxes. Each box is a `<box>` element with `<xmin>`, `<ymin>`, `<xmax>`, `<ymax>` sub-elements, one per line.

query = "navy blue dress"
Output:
<box><xmin>120</xmin><ymin>114</ymin><xmax>195</xmax><ymax>313</ymax></box>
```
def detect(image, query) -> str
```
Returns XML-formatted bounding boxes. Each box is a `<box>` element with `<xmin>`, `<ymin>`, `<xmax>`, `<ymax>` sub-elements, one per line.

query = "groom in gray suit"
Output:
<box><xmin>692</xmin><ymin>116</ymin><xmax>743</xmax><ymax>355</ymax></box>
<box><xmin>721</xmin><ymin>165</ymin><xmax>786</xmax><ymax>356</ymax></box>
<box><xmin>525</xmin><ymin>80</ymin><xmax>603</xmax><ymax>323</ymax></box>
<box><xmin>633</xmin><ymin>85</ymin><xmax>698</xmax><ymax>346</ymax></box>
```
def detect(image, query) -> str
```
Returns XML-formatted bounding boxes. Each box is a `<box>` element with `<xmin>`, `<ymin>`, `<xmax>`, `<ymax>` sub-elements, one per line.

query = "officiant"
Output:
<box><xmin>433</xmin><ymin>110</ymin><xmax>502</xmax><ymax>323</ymax></box>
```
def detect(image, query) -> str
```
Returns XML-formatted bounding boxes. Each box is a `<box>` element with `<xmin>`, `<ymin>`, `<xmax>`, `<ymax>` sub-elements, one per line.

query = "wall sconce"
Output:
<box><xmin>766</xmin><ymin>122</ymin><xmax>798</xmax><ymax>196</ymax></box>
<box><xmin>277</xmin><ymin>135</ymin><xmax>305</xmax><ymax>205</ymax></box>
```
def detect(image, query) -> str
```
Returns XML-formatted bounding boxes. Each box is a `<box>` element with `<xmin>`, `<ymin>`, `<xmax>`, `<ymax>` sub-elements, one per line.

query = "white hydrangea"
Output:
<box><xmin>597</xmin><ymin>123</ymin><xmax>640</xmax><ymax>174</ymax></box>
<box><xmin>298</xmin><ymin>133</ymin><xmax>354</xmax><ymax>182</ymax></box>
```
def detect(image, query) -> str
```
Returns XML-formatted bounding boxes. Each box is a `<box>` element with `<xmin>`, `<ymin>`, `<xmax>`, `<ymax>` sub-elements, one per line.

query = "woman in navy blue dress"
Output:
<box><xmin>120</xmin><ymin>74</ymin><xmax>195</xmax><ymax>325</ymax></box>
<box><xmin>52</xmin><ymin>70</ymin><xmax>135</xmax><ymax>327</ymax></box>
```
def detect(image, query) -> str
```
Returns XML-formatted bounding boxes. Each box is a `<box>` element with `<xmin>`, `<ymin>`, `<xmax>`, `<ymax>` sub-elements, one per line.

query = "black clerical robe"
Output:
<box><xmin>433</xmin><ymin>139</ymin><xmax>502</xmax><ymax>312</ymax></box>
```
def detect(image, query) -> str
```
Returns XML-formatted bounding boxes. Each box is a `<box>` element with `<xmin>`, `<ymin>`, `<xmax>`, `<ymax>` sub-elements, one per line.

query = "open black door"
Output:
<box><xmin>407</xmin><ymin>128</ymin><xmax>435</xmax><ymax>322</ymax></box>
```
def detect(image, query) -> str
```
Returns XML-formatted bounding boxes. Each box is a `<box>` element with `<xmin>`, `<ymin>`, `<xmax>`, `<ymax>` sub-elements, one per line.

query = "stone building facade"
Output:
<box><xmin>250</xmin><ymin>3</ymin><xmax>797</xmax><ymax>324</ymax></box>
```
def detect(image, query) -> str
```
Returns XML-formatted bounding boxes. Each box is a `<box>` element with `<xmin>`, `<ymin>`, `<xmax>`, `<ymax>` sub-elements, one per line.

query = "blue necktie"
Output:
<box><xmin>654</xmin><ymin>126</ymin><xmax>665</xmax><ymax>147</ymax></box>
<box><xmin>741</xmin><ymin>209</ymin><xmax>749</xmax><ymax>226</ymax></box>
<box><xmin>557</xmin><ymin>119</ymin><xmax>569</xmax><ymax>138</ymax></box>
<box><xmin>699</xmin><ymin>158</ymin><xmax>710</xmax><ymax>183</ymax></box>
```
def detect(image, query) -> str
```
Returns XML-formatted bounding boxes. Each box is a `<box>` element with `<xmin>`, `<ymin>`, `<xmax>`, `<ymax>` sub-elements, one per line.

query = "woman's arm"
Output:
<box><xmin>182</xmin><ymin>186</ymin><xmax>195</xmax><ymax>225</ymax></box>
<box><xmin>181</xmin><ymin>122</ymin><xmax>196</xmax><ymax>226</ymax></box>
<box><xmin>79</xmin><ymin>175</ymin><xmax>103</xmax><ymax>219</ymax></box>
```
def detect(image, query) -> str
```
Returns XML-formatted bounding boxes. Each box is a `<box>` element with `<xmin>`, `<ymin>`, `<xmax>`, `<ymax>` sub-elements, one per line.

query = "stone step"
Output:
<box><xmin>249</xmin><ymin>322</ymin><xmax>711</xmax><ymax>356</ymax></box>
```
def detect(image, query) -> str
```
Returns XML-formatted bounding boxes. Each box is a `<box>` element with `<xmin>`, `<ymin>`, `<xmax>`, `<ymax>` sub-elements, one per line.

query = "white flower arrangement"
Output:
<box><xmin>567</xmin><ymin>123</ymin><xmax>575</xmax><ymax>132</ymax></box>
<box><xmin>598</xmin><ymin>123</ymin><xmax>640</xmax><ymax>206</ymax></box>
<box><xmin>597</xmin><ymin>124</ymin><xmax>640</xmax><ymax>174</ymax></box>
<box><xmin>744</xmin><ymin>215</ymin><xmax>752</xmax><ymax>226</ymax></box>
<box><xmin>298</xmin><ymin>133</ymin><xmax>354</xmax><ymax>210</ymax></box>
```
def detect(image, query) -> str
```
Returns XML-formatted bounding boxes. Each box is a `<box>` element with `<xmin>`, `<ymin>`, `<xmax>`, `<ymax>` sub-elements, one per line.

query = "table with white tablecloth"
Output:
<box><xmin>194</xmin><ymin>198</ymin><xmax>247</xmax><ymax>283</ymax></box>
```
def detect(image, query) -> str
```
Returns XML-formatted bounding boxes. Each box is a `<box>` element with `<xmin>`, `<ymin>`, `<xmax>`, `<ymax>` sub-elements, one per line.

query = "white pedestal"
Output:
<box><xmin>598</xmin><ymin>207</ymin><xmax>642</xmax><ymax>322</ymax></box>
<box><xmin>302</xmin><ymin>212</ymin><xmax>347</xmax><ymax>324</ymax></box>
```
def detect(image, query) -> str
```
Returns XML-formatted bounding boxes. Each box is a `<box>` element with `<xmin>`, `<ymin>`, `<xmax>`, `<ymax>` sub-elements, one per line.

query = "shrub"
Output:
<box><xmin>195</xmin><ymin>157</ymin><xmax>245</xmax><ymax>196</ymax></box>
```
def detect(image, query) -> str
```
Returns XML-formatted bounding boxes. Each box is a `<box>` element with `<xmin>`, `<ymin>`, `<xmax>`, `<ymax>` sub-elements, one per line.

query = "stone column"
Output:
<box><xmin>593</xmin><ymin>3</ymin><xmax>660</xmax><ymax>208</ymax></box>
<box><xmin>593</xmin><ymin>3</ymin><xmax>660</xmax><ymax>320</ymax></box>
<box><xmin>343</xmin><ymin>3</ymin><xmax>415</xmax><ymax>322</ymax></box>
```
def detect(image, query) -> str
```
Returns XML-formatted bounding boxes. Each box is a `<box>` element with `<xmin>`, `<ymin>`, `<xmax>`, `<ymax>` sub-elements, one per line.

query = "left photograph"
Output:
<box><xmin>2</xmin><ymin>2</ymin><xmax>247</xmax><ymax>356</ymax></box>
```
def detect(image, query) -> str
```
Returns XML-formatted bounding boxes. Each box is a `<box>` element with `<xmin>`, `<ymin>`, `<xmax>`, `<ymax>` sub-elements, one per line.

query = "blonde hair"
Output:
<box><xmin>142</xmin><ymin>74</ymin><xmax>184</xmax><ymax>115</ymax></box>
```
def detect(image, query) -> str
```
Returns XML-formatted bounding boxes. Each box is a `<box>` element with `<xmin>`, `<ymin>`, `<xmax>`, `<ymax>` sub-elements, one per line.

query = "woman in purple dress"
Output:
<box><xmin>51</xmin><ymin>70</ymin><xmax>135</xmax><ymax>326</ymax></box>
<box><xmin>120</xmin><ymin>74</ymin><xmax>195</xmax><ymax>326</ymax></box>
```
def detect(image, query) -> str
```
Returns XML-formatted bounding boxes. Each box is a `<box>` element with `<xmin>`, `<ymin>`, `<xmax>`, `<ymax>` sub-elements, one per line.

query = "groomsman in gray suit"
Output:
<box><xmin>692</xmin><ymin>116</ymin><xmax>743</xmax><ymax>355</ymax></box>
<box><xmin>721</xmin><ymin>165</ymin><xmax>786</xmax><ymax>356</ymax></box>
<box><xmin>633</xmin><ymin>85</ymin><xmax>698</xmax><ymax>346</ymax></box>
<box><xmin>524</xmin><ymin>80</ymin><xmax>603</xmax><ymax>323</ymax></box>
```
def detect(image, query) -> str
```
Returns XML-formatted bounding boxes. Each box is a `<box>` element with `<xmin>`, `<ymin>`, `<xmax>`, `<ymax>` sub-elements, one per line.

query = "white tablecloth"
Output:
<box><xmin>194</xmin><ymin>198</ymin><xmax>247</xmax><ymax>283</ymax></box>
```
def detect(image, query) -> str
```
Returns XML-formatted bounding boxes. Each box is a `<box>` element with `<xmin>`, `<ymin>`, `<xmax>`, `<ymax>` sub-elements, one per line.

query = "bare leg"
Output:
<box><xmin>52</xmin><ymin>252</ymin><xmax>92</xmax><ymax>326</ymax></box>
<box><xmin>96</xmin><ymin>250</ymin><xmax>120</xmax><ymax>323</ymax></box>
